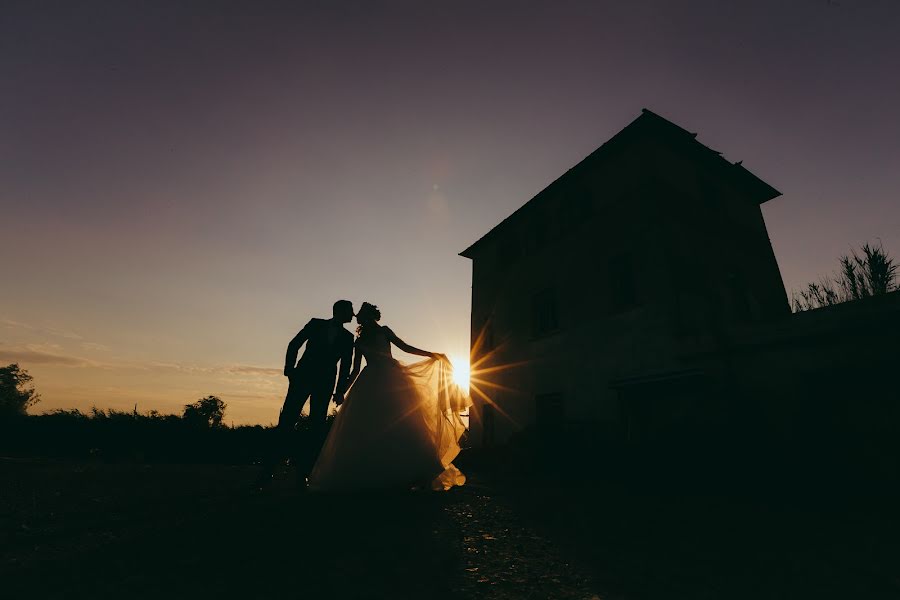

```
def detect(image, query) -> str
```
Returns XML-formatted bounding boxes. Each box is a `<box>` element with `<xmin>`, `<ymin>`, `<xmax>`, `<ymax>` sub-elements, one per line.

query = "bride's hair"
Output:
<box><xmin>355</xmin><ymin>302</ymin><xmax>382</xmax><ymax>337</ymax></box>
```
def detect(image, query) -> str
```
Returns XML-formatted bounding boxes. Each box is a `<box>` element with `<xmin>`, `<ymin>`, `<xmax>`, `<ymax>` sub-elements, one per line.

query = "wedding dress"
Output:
<box><xmin>308</xmin><ymin>325</ymin><xmax>469</xmax><ymax>491</ymax></box>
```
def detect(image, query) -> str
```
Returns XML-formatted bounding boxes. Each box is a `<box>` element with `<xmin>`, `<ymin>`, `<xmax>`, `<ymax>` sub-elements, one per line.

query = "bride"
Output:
<box><xmin>308</xmin><ymin>302</ymin><xmax>469</xmax><ymax>491</ymax></box>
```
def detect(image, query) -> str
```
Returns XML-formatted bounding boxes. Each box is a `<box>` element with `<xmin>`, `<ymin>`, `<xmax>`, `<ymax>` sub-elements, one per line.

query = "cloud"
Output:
<box><xmin>1</xmin><ymin>318</ymin><xmax>32</xmax><ymax>330</ymax></box>
<box><xmin>144</xmin><ymin>362</ymin><xmax>281</xmax><ymax>378</ymax></box>
<box><xmin>0</xmin><ymin>343</ymin><xmax>282</xmax><ymax>383</ymax></box>
<box><xmin>147</xmin><ymin>362</ymin><xmax>217</xmax><ymax>375</ymax></box>
<box><xmin>42</xmin><ymin>325</ymin><xmax>83</xmax><ymax>340</ymax></box>
<box><xmin>0</xmin><ymin>348</ymin><xmax>98</xmax><ymax>367</ymax></box>
<box><xmin>25</xmin><ymin>342</ymin><xmax>64</xmax><ymax>353</ymax></box>
<box><xmin>225</xmin><ymin>365</ymin><xmax>282</xmax><ymax>376</ymax></box>
<box><xmin>1</xmin><ymin>318</ymin><xmax>83</xmax><ymax>340</ymax></box>
<box><xmin>81</xmin><ymin>342</ymin><xmax>111</xmax><ymax>352</ymax></box>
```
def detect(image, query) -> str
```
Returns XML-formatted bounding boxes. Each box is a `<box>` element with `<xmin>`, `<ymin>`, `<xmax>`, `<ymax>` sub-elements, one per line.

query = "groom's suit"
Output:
<box><xmin>278</xmin><ymin>318</ymin><xmax>354</xmax><ymax>476</ymax></box>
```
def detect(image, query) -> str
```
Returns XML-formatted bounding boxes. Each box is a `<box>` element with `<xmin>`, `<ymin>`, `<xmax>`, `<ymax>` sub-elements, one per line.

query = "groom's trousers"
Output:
<box><xmin>270</xmin><ymin>371</ymin><xmax>333</xmax><ymax>477</ymax></box>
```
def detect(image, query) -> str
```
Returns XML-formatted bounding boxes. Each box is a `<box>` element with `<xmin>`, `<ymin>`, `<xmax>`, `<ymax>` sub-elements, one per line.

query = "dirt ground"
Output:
<box><xmin>2</xmin><ymin>458</ymin><xmax>898</xmax><ymax>599</ymax></box>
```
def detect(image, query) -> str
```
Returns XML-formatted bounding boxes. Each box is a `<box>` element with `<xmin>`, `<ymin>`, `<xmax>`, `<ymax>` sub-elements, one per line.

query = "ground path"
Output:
<box><xmin>1</xmin><ymin>459</ymin><xmax>600</xmax><ymax>599</ymax></box>
<box><xmin>4</xmin><ymin>458</ymin><xmax>899</xmax><ymax>599</ymax></box>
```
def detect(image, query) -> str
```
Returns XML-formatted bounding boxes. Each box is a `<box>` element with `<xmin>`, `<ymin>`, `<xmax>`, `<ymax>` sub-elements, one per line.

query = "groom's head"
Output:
<box><xmin>333</xmin><ymin>300</ymin><xmax>354</xmax><ymax>324</ymax></box>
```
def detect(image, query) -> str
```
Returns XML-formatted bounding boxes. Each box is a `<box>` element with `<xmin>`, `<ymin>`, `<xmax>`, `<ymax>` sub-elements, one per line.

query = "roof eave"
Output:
<box><xmin>731</xmin><ymin>163</ymin><xmax>781</xmax><ymax>204</ymax></box>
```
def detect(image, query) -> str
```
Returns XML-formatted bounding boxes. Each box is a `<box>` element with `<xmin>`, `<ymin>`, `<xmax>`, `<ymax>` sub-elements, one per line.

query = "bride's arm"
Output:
<box><xmin>385</xmin><ymin>327</ymin><xmax>444</xmax><ymax>360</ymax></box>
<box><xmin>345</xmin><ymin>342</ymin><xmax>364</xmax><ymax>389</ymax></box>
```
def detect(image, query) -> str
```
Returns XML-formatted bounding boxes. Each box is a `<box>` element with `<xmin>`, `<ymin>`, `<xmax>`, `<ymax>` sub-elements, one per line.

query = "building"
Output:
<box><xmin>460</xmin><ymin>108</ymin><xmax>795</xmax><ymax>446</ymax></box>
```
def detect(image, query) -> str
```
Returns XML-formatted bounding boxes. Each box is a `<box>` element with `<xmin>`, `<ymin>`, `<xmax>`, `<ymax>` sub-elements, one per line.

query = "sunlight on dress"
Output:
<box><xmin>309</xmin><ymin>355</ymin><xmax>471</xmax><ymax>492</ymax></box>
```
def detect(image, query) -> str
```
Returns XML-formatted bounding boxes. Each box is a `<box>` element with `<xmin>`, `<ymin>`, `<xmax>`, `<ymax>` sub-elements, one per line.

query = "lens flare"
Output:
<box><xmin>449</xmin><ymin>355</ymin><xmax>471</xmax><ymax>394</ymax></box>
<box><xmin>460</xmin><ymin>323</ymin><xmax>532</xmax><ymax>430</ymax></box>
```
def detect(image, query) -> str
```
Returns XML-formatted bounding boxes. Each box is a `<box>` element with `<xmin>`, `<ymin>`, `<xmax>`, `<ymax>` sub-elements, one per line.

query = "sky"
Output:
<box><xmin>2</xmin><ymin>0</ymin><xmax>899</xmax><ymax>424</ymax></box>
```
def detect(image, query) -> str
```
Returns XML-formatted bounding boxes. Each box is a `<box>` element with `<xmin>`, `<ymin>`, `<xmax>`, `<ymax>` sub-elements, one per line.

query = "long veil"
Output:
<box><xmin>404</xmin><ymin>357</ymin><xmax>472</xmax><ymax>490</ymax></box>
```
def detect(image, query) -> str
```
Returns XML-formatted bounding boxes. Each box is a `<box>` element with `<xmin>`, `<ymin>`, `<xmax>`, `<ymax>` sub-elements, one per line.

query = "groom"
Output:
<box><xmin>257</xmin><ymin>299</ymin><xmax>355</xmax><ymax>488</ymax></box>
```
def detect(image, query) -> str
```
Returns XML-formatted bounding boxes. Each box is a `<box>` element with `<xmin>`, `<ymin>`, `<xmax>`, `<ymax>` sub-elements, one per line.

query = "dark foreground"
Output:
<box><xmin>2</xmin><ymin>458</ymin><xmax>899</xmax><ymax>599</ymax></box>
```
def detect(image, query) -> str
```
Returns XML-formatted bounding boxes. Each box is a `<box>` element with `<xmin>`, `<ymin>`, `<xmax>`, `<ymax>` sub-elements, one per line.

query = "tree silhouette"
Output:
<box><xmin>182</xmin><ymin>395</ymin><xmax>226</xmax><ymax>428</ymax></box>
<box><xmin>792</xmin><ymin>242</ymin><xmax>899</xmax><ymax>311</ymax></box>
<box><xmin>0</xmin><ymin>363</ymin><xmax>40</xmax><ymax>417</ymax></box>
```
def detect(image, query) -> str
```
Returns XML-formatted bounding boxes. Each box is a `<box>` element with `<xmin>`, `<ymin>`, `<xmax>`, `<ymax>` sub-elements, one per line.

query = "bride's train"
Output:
<box><xmin>309</xmin><ymin>357</ymin><xmax>470</xmax><ymax>491</ymax></box>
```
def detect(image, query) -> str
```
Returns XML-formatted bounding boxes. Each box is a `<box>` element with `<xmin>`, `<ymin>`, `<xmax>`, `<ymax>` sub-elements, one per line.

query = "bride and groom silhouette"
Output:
<box><xmin>257</xmin><ymin>300</ymin><xmax>468</xmax><ymax>492</ymax></box>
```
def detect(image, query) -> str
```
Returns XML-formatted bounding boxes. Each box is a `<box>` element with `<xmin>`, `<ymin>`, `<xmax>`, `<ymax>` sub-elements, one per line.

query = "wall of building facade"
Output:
<box><xmin>465</xmin><ymin>126</ymin><xmax>803</xmax><ymax>447</ymax></box>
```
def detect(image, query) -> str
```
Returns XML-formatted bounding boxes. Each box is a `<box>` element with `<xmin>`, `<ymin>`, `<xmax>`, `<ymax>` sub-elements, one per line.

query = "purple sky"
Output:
<box><xmin>2</xmin><ymin>0</ymin><xmax>899</xmax><ymax>423</ymax></box>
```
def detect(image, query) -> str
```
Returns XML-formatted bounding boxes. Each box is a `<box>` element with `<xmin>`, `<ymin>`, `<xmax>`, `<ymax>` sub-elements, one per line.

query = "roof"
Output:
<box><xmin>459</xmin><ymin>108</ymin><xmax>781</xmax><ymax>259</ymax></box>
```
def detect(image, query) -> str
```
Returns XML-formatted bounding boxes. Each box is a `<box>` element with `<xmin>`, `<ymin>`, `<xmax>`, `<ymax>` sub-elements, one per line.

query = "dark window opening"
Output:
<box><xmin>727</xmin><ymin>272</ymin><xmax>753</xmax><ymax>323</ymax></box>
<box><xmin>484</xmin><ymin>322</ymin><xmax>495</xmax><ymax>352</ymax></box>
<box><xmin>559</xmin><ymin>189</ymin><xmax>594</xmax><ymax>230</ymax></box>
<box><xmin>525</xmin><ymin>213</ymin><xmax>548</xmax><ymax>255</ymax></box>
<box><xmin>578</xmin><ymin>192</ymin><xmax>594</xmax><ymax>219</ymax></box>
<box><xmin>482</xmin><ymin>403</ymin><xmax>496</xmax><ymax>447</ymax></box>
<box><xmin>609</xmin><ymin>253</ymin><xmax>638</xmax><ymax>312</ymax></box>
<box><xmin>498</xmin><ymin>234</ymin><xmax>521</xmax><ymax>269</ymax></box>
<box><xmin>476</xmin><ymin>320</ymin><xmax>495</xmax><ymax>356</ymax></box>
<box><xmin>532</xmin><ymin>288</ymin><xmax>559</xmax><ymax>337</ymax></box>
<box><xmin>536</xmin><ymin>393</ymin><xmax>564</xmax><ymax>428</ymax></box>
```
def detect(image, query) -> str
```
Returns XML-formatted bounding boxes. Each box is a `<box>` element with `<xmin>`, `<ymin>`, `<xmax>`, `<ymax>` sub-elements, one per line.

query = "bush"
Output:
<box><xmin>793</xmin><ymin>242</ymin><xmax>899</xmax><ymax>311</ymax></box>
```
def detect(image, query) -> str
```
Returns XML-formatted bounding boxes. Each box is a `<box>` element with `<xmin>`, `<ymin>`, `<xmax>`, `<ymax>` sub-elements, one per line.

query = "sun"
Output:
<box><xmin>448</xmin><ymin>354</ymin><xmax>471</xmax><ymax>394</ymax></box>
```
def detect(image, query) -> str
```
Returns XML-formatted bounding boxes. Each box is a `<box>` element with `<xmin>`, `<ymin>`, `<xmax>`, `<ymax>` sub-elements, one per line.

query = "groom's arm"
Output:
<box><xmin>284</xmin><ymin>321</ymin><xmax>311</xmax><ymax>376</ymax></box>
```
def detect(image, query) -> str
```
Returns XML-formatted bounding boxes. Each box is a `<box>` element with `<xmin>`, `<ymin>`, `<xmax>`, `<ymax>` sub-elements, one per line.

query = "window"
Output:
<box><xmin>558</xmin><ymin>188</ymin><xmax>594</xmax><ymax>230</ymax></box>
<box><xmin>609</xmin><ymin>253</ymin><xmax>638</xmax><ymax>312</ymax></box>
<box><xmin>524</xmin><ymin>211</ymin><xmax>549</xmax><ymax>255</ymax></box>
<box><xmin>497</xmin><ymin>233</ymin><xmax>521</xmax><ymax>269</ymax></box>
<box><xmin>559</xmin><ymin>196</ymin><xmax>576</xmax><ymax>228</ymax></box>
<box><xmin>481</xmin><ymin>403</ymin><xmax>496</xmax><ymax>447</ymax></box>
<box><xmin>671</xmin><ymin>290</ymin><xmax>701</xmax><ymax>337</ymax></box>
<box><xmin>578</xmin><ymin>191</ymin><xmax>594</xmax><ymax>219</ymax></box>
<box><xmin>727</xmin><ymin>272</ymin><xmax>753</xmax><ymax>323</ymax></box>
<box><xmin>483</xmin><ymin>322</ymin><xmax>495</xmax><ymax>352</ymax></box>
<box><xmin>532</xmin><ymin>288</ymin><xmax>559</xmax><ymax>337</ymax></box>
<box><xmin>475</xmin><ymin>320</ymin><xmax>495</xmax><ymax>356</ymax></box>
<box><xmin>535</xmin><ymin>393</ymin><xmax>564</xmax><ymax>428</ymax></box>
